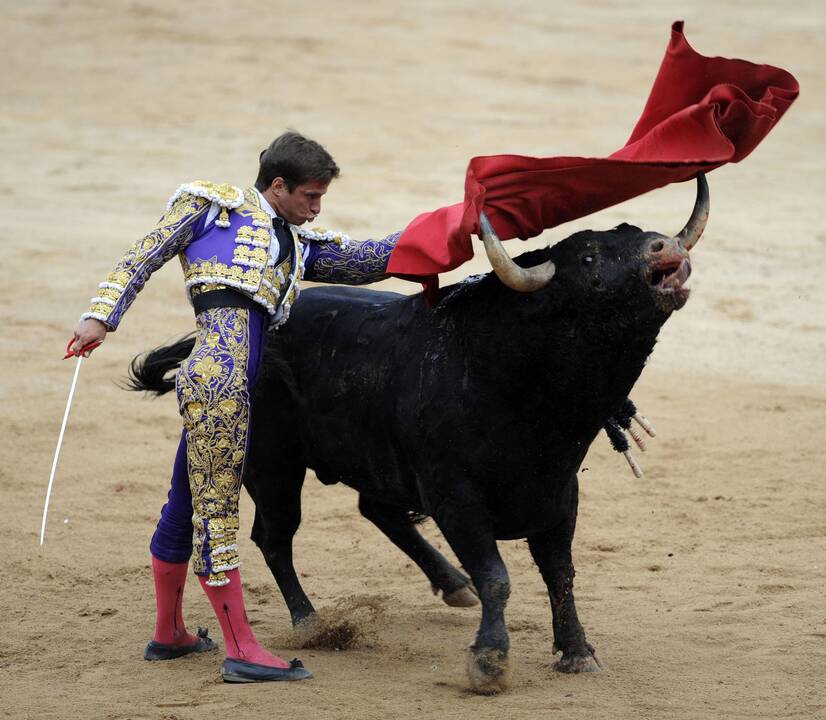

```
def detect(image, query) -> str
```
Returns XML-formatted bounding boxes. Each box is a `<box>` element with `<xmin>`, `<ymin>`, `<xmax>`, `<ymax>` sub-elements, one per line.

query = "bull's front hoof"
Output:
<box><xmin>467</xmin><ymin>647</ymin><xmax>510</xmax><ymax>695</ymax></box>
<box><xmin>552</xmin><ymin>645</ymin><xmax>601</xmax><ymax>673</ymax></box>
<box><xmin>443</xmin><ymin>585</ymin><xmax>479</xmax><ymax>608</ymax></box>
<box><xmin>291</xmin><ymin>613</ymin><xmax>324</xmax><ymax>646</ymax></box>
<box><xmin>292</xmin><ymin>611</ymin><xmax>365</xmax><ymax>650</ymax></box>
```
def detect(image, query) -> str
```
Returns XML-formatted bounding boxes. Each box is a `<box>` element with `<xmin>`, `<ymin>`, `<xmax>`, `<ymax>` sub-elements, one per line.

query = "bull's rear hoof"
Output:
<box><xmin>553</xmin><ymin>651</ymin><xmax>601</xmax><ymax>673</ymax></box>
<box><xmin>443</xmin><ymin>585</ymin><xmax>479</xmax><ymax>608</ymax></box>
<box><xmin>467</xmin><ymin>648</ymin><xmax>510</xmax><ymax>695</ymax></box>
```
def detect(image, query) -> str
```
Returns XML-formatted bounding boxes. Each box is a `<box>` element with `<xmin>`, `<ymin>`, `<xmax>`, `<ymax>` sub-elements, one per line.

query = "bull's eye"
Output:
<box><xmin>582</xmin><ymin>255</ymin><xmax>594</xmax><ymax>266</ymax></box>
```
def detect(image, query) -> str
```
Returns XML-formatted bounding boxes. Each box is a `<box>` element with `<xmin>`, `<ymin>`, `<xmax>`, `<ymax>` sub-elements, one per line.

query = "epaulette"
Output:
<box><xmin>168</xmin><ymin>181</ymin><xmax>245</xmax><ymax>228</ymax></box>
<box><xmin>293</xmin><ymin>225</ymin><xmax>351</xmax><ymax>248</ymax></box>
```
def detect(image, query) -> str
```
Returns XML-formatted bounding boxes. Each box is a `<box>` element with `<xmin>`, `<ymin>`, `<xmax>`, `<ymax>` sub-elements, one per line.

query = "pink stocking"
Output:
<box><xmin>151</xmin><ymin>556</ymin><xmax>200</xmax><ymax>646</ymax></box>
<box><xmin>199</xmin><ymin>568</ymin><xmax>289</xmax><ymax>668</ymax></box>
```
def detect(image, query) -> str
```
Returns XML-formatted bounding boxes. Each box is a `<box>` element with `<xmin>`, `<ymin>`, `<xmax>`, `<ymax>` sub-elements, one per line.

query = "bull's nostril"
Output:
<box><xmin>651</xmin><ymin>240</ymin><xmax>664</xmax><ymax>253</ymax></box>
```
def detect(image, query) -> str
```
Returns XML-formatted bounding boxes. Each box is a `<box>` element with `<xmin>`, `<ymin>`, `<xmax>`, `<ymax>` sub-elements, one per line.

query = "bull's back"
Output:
<box><xmin>268</xmin><ymin>286</ymin><xmax>426</xmax><ymax>502</ymax></box>
<box><xmin>282</xmin><ymin>285</ymin><xmax>417</xmax><ymax>372</ymax></box>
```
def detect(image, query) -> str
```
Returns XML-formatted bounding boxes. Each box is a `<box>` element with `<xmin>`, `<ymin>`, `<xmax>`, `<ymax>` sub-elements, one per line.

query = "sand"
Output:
<box><xmin>2</xmin><ymin>1</ymin><xmax>824</xmax><ymax>718</ymax></box>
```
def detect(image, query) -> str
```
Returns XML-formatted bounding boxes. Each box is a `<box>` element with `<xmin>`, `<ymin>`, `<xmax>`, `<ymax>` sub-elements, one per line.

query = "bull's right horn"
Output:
<box><xmin>479</xmin><ymin>212</ymin><xmax>555</xmax><ymax>292</ymax></box>
<box><xmin>674</xmin><ymin>173</ymin><xmax>710</xmax><ymax>251</ymax></box>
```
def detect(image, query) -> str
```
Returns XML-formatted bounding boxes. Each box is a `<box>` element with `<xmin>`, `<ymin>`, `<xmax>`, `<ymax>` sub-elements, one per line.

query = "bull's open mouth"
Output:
<box><xmin>647</xmin><ymin>256</ymin><xmax>691</xmax><ymax>310</ymax></box>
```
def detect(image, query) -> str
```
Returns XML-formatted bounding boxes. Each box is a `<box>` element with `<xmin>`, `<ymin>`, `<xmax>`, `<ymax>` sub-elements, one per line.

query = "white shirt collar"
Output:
<box><xmin>254</xmin><ymin>187</ymin><xmax>282</xmax><ymax>222</ymax></box>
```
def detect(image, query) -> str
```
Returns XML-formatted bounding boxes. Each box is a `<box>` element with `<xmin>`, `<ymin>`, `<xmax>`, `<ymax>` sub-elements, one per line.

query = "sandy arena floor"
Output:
<box><xmin>1</xmin><ymin>2</ymin><xmax>824</xmax><ymax>718</ymax></box>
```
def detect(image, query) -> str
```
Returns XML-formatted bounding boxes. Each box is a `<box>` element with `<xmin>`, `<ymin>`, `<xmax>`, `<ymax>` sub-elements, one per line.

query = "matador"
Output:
<box><xmin>71</xmin><ymin>131</ymin><xmax>400</xmax><ymax>683</ymax></box>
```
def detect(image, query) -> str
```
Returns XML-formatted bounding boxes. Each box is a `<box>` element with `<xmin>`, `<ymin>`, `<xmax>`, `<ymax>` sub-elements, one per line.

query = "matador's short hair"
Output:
<box><xmin>256</xmin><ymin>130</ymin><xmax>340</xmax><ymax>192</ymax></box>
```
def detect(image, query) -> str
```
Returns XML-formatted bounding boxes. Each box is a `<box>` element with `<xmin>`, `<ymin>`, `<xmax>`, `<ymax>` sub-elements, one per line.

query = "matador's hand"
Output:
<box><xmin>69</xmin><ymin>318</ymin><xmax>107</xmax><ymax>357</ymax></box>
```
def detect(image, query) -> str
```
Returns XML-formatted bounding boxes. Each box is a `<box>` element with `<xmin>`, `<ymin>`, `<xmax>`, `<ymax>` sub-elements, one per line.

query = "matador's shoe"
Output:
<box><xmin>144</xmin><ymin>626</ymin><xmax>217</xmax><ymax>661</ymax></box>
<box><xmin>220</xmin><ymin>657</ymin><xmax>313</xmax><ymax>683</ymax></box>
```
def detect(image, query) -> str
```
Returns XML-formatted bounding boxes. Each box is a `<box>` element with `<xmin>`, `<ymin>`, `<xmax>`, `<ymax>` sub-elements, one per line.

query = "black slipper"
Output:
<box><xmin>144</xmin><ymin>627</ymin><xmax>217</xmax><ymax>661</ymax></box>
<box><xmin>220</xmin><ymin>657</ymin><xmax>313</xmax><ymax>683</ymax></box>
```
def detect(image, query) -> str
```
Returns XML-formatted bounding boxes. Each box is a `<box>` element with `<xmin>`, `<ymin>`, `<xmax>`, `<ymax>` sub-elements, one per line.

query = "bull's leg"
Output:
<box><xmin>527</xmin><ymin>511</ymin><xmax>600</xmax><ymax>673</ymax></box>
<box><xmin>431</xmin><ymin>500</ymin><xmax>511</xmax><ymax>694</ymax></box>
<box><xmin>358</xmin><ymin>496</ymin><xmax>478</xmax><ymax>607</ymax></box>
<box><xmin>247</xmin><ymin>466</ymin><xmax>316</xmax><ymax>626</ymax></box>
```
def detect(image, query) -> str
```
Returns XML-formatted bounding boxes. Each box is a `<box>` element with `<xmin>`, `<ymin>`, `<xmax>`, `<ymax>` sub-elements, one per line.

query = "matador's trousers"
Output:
<box><xmin>149</xmin><ymin>305</ymin><xmax>268</xmax><ymax>586</ymax></box>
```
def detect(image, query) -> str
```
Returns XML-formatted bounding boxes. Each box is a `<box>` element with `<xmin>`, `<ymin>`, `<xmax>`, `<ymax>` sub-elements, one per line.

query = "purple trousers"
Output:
<box><xmin>149</xmin><ymin>305</ymin><xmax>268</xmax><ymax>586</ymax></box>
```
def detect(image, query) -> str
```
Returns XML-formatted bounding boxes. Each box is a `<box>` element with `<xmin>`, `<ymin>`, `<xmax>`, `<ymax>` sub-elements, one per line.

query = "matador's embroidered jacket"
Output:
<box><xmin>81</xmin><ymin>181</ymin><xmax>400</xmax><ymax>330</ymax></box>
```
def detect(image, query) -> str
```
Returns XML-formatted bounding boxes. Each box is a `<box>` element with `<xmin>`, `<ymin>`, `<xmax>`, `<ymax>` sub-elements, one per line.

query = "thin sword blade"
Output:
<box><xmin>40</xmin><ymin>355</ymin><xmax>84</xmax><ymax>546</ymax></box>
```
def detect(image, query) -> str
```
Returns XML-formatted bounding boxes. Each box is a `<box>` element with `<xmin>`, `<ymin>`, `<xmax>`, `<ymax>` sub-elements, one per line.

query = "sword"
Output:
<box><xmin>39</xmin><ymin>339</ymin><xmax>100</xmax><ymax>546</ymax></box>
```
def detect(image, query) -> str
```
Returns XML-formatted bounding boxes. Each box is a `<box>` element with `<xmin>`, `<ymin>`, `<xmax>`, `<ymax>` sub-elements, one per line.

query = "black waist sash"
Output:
<box><xmin>192</xmin><ymin>288</ymin><xmax>261</xmax><ymax>315</ymax></box>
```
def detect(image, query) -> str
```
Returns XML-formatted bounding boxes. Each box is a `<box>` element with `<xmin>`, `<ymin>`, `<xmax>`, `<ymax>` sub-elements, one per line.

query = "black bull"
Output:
<box><xmin>131</xmin><ymin>177</ymin><xmax>707</xmax><ymax>693</ymax></box>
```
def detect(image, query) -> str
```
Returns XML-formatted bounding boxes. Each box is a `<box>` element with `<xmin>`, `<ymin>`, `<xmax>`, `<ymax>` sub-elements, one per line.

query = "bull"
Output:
<box><xmin>131</xmin><ymin>175</ymin><xmax>707</xmax><ymax>693</ymax></box>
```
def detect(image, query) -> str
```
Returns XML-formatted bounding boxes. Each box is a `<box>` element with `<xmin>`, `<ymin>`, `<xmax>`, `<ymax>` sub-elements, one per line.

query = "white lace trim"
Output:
<box><xmin>292</xmin><ymin>224</ymin><xmax>351</xmax><ymax>247</ymax></box>
<box><xmin>90</xmin><ymin>296</ymin><xmax>116</xmax><ymax>307</ymax></box>
<box><xmin>211</xmin><ymin>544</ymin><xmax>238</xmax><ymax>555</ymax></box>
<box><xmin>185</xmin><ymin>276</ymin><xmax>259</xmax><ymax>294</ymax></box>
<box><xmin>273</xmin><ymin>260</ymin><xmax>302</xmax><ymax>329</ymax></box>
<box><xmin>252</xmin><ymin>292</ymin><xmax>276</xmax><ymax>314</ymax></box>
<box><xmin>234</xmin><ymin>236</ymin><xmax>269</xmax><ymax>248</ymax></box>
<box><xmin>167</xmin><ymin>181</ymin><xmax>245</xmax><ymax>211</ymax></box>
<box><xmin>274</xmin><ymin>286</ymin><xmax>301</xmax><ymax>329</ymax></box>
<box><xmin>234</xmin><ymin>259</ymin><xmax>265</xmax><ymax>270</ymax></box>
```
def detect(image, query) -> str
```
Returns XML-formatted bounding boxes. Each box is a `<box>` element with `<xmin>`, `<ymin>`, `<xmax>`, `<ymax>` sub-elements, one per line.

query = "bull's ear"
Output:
<box><xmin>674</xmin><ymin>174</ymin><xmax>709</xmax><ymax>251</ymax></box>
<box><xmin>479</xmin><ymin>213</ymin><xmax>555</xmax><ymax>292</ymax></box>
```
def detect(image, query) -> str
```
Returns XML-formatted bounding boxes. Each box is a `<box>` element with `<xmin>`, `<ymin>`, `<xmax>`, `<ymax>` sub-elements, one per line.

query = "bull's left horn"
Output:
<box><xmin>479</xmin><ymin>212</ymin><xmax>555</xmax><ymax>292</ymax></box>
<box><xmin>674</xmin><ymin>173</ymin><xmax>709</xmax><ymax>251</ymax></box>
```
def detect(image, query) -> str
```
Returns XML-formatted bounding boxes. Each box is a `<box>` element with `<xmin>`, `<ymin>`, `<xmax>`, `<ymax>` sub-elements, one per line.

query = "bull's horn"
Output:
<box><xmin>479</xmin><ymin>212</ymin><xmax>555</xmax><ymax>292</ymax></box>
<box><xmin>674</xmin><ymin>173</ymin><xmax>709</xmax><ymax>251</ymax></box>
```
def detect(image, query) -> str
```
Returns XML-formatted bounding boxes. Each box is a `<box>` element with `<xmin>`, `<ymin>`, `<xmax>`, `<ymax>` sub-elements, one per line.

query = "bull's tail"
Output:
<box><xmin>126</xmin><ymin>335</ymin><xmax>195</xmax><ymax>395</ymax></box>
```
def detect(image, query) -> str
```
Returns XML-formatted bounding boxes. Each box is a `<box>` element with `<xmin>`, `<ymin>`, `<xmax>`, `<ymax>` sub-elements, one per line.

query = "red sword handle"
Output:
<box><xmin>64</xmin><ymin>339</ymin><xmax>102</xmax><ymax>360</ymax></box>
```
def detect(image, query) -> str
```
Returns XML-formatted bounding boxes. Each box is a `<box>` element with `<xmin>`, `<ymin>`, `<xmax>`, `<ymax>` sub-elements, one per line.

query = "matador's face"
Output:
<box><xmin>271</xmin><ymin>178</ymin><xmax>329</xmax><ymax>225</ymax></box>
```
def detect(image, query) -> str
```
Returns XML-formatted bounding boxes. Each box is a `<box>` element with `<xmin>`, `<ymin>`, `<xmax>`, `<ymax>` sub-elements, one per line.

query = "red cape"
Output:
<box><xmin>387</xmin><ymin>21</ymin><xmax>798</xmax><ymax>295</ymax></box>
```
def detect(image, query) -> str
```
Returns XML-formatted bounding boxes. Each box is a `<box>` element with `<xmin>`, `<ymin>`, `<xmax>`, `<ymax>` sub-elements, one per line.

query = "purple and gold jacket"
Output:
<box><xmin>81</xmin><ymin>181</ymin><xmax>400</xmax><ymax>330</ymax></box>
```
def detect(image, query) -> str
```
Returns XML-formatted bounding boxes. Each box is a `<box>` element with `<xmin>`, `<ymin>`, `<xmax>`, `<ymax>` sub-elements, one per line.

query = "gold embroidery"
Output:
<box><xmin>189</xmin><ymin>283</ymin><xmax>228</xmax><ymax>297</ymax></box>
<box><xmin>176</xmin><ymin>307</ymin><xmax>251</xmax><ymax>586</ymax></box>
<box><xmin>236</xmin><ymin>225</ymin><xmax>271</xmax><ymax>245</ymax></box>
<box><xmin>192</xmin><ymin>355</ymin><xmax>225</xmax><ymax>382</ymax></box>
<box><xmin>219</xmin><ymin>398</ymin><xmax>238</xmax><ymax>415</ymax></box>
<box><xmin>255</xmin><ymin>284</ymin><xmax>279</xmax><ymax>308</ymax></box>
<box><xmin>88</xmin><ymin>301</ymin><xmax>115</xmax><ymax>316</ymax></box>
<box><xmin>216</xmin><ymin>206</ymin><xmax>230</xmax><ymax>228</ymax></box>
<box><xmin>306</xmin><ymin>234</ymin><xmax>397</xmax><ymax>285</ymax></box>
<box><xmin>83</xmin><ymin>194</ymin><xmax>210</xmax><ymax>328</ymax></box>
<box><xmin>84</xmin><ymin>182</ymin><xmax>309</xmax><ymax>331</ymax></box>
<box><xmin>107</xmin><ymin>271</ymin><xmax>130</xmax><ymax>286</ymax></box>
<box><xmin>173</xmin><ymin>181</ymin><xmax>245</xmax><ymax>209</ymax></box>
<box><xmin>96</xmin><ymin>287</ymin><xmax>121</xmax><ymax>301</ymax></box>
<box><xmin>186</xmin><ymin>401</ymin><xmax>203</xmax><ymax>419</ymax></box>
<box><xmin>233</xmin><ymin>244</ymin><xmax>268</xmax><ymax>264</ymax></box>
<box><xmin>183</xmin><ymin>259</ymin><xmax>263</xmax><ymax>288</ymax></box>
